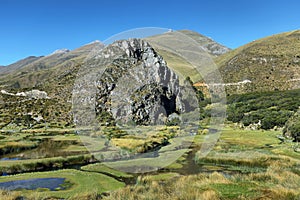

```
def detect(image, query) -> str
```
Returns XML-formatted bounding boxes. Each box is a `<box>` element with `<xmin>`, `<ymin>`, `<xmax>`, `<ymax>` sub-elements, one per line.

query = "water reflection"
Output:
<box><xmin>0</xmin><ymin>178</ymin><xmax>68</xmax><ymax>191</ymax></box>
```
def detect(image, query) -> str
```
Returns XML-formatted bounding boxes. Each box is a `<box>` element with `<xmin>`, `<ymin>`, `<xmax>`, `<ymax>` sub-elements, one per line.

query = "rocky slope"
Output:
<box><xmin>0</xmin><ymin>41</ymin><xmax>103</xmax><ymax>90</ymax></box>
<box><xmin>0</xmin><ymin>41</ymin><xmax>104</xmax><ymax>128</ymax></box>
<box><xmin>73</xmin><ymin>39</ymin><xmax>198</xmax><ymax>127</ymax></box>
<box><xmin>1</xmin><ymin>37</ymin><xmax>199</xmax><ymax>128</ymax></box>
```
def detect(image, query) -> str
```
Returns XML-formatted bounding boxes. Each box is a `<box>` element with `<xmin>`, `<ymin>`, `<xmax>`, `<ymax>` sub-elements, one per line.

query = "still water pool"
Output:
<box><xmin>0</xmin><ymin>178</ymin><xmax>67</xmax><ymax>191</ymax></box>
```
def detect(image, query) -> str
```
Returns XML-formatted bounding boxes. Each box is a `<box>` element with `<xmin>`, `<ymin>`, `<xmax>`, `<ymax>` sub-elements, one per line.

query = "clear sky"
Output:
<box><xmin>0</xmin><ymin>0</ymin><xmax>299</xmax><ymax>65</ymax></box>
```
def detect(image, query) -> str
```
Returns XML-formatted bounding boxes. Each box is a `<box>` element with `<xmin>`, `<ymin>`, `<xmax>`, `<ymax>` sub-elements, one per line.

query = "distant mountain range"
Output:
<box><xmin>0</xmin><ymin>56</ymin><xmax>43</xmax><ymax>75</ymax></box>
<box><xmin>1</xmin><ymin>29</ymin><xmax>300</xmax><ymax>129</ymax></box>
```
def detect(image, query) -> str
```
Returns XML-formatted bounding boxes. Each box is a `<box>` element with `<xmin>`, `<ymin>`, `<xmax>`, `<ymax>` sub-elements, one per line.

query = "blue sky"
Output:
<box><xmin>0</xmin><ymin>0</ymin><xmax>299</xmax><ymax>65</ymax></box>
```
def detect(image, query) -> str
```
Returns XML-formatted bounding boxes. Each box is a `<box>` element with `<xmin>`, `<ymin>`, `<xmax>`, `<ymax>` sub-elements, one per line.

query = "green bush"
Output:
<box><xmin>283</xmin><ymin>110</ymin><xmax>300</xmax><ymax>141</ymax></box>
<box><xmin>227</xmin><ymin>89</ymin><xmax>300</xmax><ymax>129</ymax></box>
<box><xmin>166</xmin><ymin>117</ymin><xmax>181</xmax><ymax>126</ymax></box>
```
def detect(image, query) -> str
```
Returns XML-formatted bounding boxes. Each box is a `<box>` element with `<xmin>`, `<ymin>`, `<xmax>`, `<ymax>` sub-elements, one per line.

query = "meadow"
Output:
<box><xmin>0</xmin><ymin>124</ymin><xmax>298</xmax><ymax>199</ymax></box>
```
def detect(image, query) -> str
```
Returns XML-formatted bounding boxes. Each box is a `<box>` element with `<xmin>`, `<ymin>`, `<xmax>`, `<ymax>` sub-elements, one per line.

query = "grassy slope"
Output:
<box><xmin>214</xmin><ymin>30</ymin><xmax>300</xmax><ymax>93</ymax></box>
<box><xmin>81</xmin><ymin>163</ymin><xmax>133</xmax><ymax>178</ymax></box>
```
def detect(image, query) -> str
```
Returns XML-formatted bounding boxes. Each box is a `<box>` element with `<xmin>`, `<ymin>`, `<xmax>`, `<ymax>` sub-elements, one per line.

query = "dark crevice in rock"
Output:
<box><xmin>91</xmin><ymin>38</ymin><xmax>196</xmax><ymax>126</ymax></box>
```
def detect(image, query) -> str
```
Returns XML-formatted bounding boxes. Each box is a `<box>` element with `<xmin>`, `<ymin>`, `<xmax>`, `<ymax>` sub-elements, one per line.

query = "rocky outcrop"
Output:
<box><xmin>93</xmin><ymin>39</ymin><xmax>197</xmax><ymax>125</ymax></box>
<box><xmin>1</xmin><ymin>89</ymin><xmax>50</xmax><ymax>99</ymax></box>
<box><xmin>50</xmin><ymin>48</ymin><xmax>70</xmax><ymax>55</ymax></box>
<box><xmin>202</xmin><ymin>41</ymin><xmax>230</xmax><ymax>56</ymax></box>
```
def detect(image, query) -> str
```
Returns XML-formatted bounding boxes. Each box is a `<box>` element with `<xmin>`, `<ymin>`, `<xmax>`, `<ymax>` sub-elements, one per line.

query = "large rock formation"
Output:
<box><xmin>93</xmin><ymin>39</ymin><xmax>196</xmax><ymax>125</ymax></box>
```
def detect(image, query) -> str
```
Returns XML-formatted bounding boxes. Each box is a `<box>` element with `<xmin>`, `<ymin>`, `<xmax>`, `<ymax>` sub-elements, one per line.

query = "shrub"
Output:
<box><xmin>227</xmin><ymin>89</ymin><xmax>300</xmax><ymax>130</ymax></box>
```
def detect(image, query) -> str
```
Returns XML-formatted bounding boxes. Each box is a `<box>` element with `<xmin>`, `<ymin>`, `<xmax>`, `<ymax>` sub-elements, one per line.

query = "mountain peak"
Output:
<box><xmin>50</xmin><ymin>48</ymin><xmax>70</xmax><ymax>55</ymax></box>
<box><xmin>110</xmin><ymin>38</ymin><xmax>152</xmax><ymax>59</ymax></box>
<box><xmin>88</xmin><ymin>40</ymin><xmax>101</xmax><ymax>44</ymax></box>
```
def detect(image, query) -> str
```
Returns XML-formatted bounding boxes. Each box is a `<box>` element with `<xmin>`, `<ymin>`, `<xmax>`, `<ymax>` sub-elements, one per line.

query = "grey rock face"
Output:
<box><xmin>203</xmin><ymin>42</ymin><xmax>230</xmax><ymax>56</ymax></box>
<box><xmin>95</xmin><ymin>39</ymin><xmax>189</xmax><ymax>125</ymax></box>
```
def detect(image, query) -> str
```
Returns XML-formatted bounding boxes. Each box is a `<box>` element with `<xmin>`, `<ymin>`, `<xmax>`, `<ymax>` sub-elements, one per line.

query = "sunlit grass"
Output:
<box><xmin>0</xmin><ymin>125</ymin><xmax>299</xmax><ymax>199</ymax></box>
<box><xmin>81</xmin><ymin>163</ymin><xmax>133</xmax><ymax>178</ymax></box>
<box><xmin>0</xmin><ymin>169</ymin><xmax>124</xmax><ymax>199</ymax></box>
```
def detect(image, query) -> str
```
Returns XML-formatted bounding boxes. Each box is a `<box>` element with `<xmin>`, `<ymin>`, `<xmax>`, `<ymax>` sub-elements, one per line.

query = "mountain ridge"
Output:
<box><xmin>2</xmin><ymin>29</ymin><xmax>300</xmax><ymax>95</ymax></box>
<box><xmin>0</xmin><ymin>30</ymin><xmax>228</xmax><ymax>88</ymax></box>
<box><xmin>0</xmin><ymin>56</ymin><xmax>43</xmax><ymax>76</ymax></box>
<box><xmin>1</xmin><ymin>29</ymin><xmax>300</xmax><ymax>131</ymax></box>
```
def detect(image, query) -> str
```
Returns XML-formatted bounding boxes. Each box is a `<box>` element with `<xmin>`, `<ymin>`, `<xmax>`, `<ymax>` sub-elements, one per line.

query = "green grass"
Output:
<box><xmin>211</xmin><ymin>182</ymin><xmax>260</xmax><ymax>199</ymax></box>
<box><xmin>0</xmin><ymin>154</ymin><xmax>94</xmax><ymax>174</ymax></box>
<box><xmin>104</xmin><ymin>159</ymin><xmax>300</xmax><ymax>200</ymax></box>
<box><xmin>218</xmin><ymin>126</ymin><xmax>280</xmax><ymax>147</ymax></box>
<box><xmin>138</xmin><ymin>172</ymin><xmax>180</xmax><ymax>182</ymax></box>
<box><xmin>104</xmin><ymin>148</ymin><xmax>188</xmax><ymax>173</ymax></box>
<box><xmin>165</xmin><ymin>162</ymin><xmax>184</xmax><ymax>170</ymax></box>
<box><xmin>196</xmin><ymin>126</ymin><xmax>300</xmax><ymax>171</ymax></box>
<box><xmin>81</xmin><ymin>163</ymin><xmax>133</xmax><ymax>178</ymax></box>
<box><xmin>98</xmin><ymin>128</ymin><xmax>192</xmax><ymax>172</ymax></box>
<box><xmin>0</xmin><ymin>131</ymin><xmax>107</xmax><ymax>170</ymax></box>
<box><xmin>227</xmin><ymin>165</ymin><xmax>266</xmax><ymax>173</ymax></box>
<box><xmin>1</xmin><ymin>125</ymin><xmax>299</xmax><ymax>199</ymax></box>
<box><xmin>215</xmin><ymin>126</ymin><xmax>300</xmax><ymax>159</ymax></box>
<box><xmin>0</xmin><ymin>169</ymin><xmax>125</xmax><ymax>199</ymax></box>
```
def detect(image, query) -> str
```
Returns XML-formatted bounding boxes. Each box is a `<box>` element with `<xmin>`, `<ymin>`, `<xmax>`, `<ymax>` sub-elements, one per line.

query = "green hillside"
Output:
<box><xmin>215</xmin><ymin>30</ymin><xmax>300</xmax><ymax>94</ymax></box>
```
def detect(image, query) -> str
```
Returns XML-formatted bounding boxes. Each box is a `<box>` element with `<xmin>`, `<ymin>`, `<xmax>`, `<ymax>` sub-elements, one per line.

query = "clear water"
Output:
<box><xmin>0</xmin><ymin>178</ymin><xmax>66</xmax><ymax>191</ymax></box>
<box><xmin>0</xmin><ymin>157</ymin><xmax>21</xmax><ymax>161</ymax></box>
